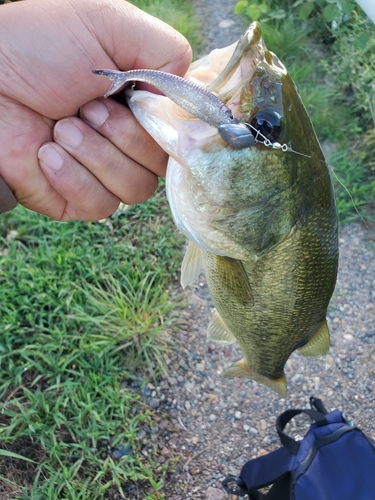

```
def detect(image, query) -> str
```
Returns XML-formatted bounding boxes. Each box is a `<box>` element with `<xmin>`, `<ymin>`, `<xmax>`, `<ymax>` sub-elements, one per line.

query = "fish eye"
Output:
<box><xmin>250</xmin><ymin>111</ymin><xmax>282</xmax><ymax>142</ymax></box>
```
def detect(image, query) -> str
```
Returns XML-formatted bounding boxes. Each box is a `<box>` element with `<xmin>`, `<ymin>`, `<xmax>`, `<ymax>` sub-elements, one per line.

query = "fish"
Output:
<box><xmin>93</xmin><ymin>22</ymin><xmax>339</xmax><ymax>397</ymax></box>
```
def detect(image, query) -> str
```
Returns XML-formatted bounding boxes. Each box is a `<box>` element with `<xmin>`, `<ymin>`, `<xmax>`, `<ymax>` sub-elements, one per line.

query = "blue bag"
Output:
<box><xmin>222</xmin><ymin>397</ymin><xmax>375</xmax><ymax>499</ymax></box>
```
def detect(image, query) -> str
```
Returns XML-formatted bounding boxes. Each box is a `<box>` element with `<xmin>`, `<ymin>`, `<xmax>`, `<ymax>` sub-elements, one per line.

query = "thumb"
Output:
<box><xmin>73</xmin><ymin>0</ymin><xmax>193</xmax><ymax>99</ymax></box>
<box><xmin>0</xmin><ymin>0</ymin><xmax>192</xmax><ymax>119</ymax></box>
<box><xmin>89</xmin><ymin>0</ymin><xmax>192</xmax><ymax>72</ymax></box>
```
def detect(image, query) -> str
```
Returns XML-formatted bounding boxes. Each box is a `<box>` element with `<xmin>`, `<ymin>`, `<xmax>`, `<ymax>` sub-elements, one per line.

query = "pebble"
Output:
<box><xmin>258</xmin><ymin>449</ymin><xmax>268</xmax><ymax>457</ymax></box>
<box><xmin>180</xmin><ymin>359</ymin><xmax>189</xmax><ymax>370</ymax></box>
<box><xmin>149</xmin><ymin>398</ymin><xmax>160</xmax><ymax>409</ymax></box>
<box><xmin>185</xmin><ymin>400</ymin><xmax>192</xmax><ymax>410</ymax></box>
<box><xmin>206</xmin><ymin>487</ymin><xmax>225</xmax><ymax>499</ymax></box>
<box><xmin>218</xmin><ymin>19</ymin><xmax>235</xmax><ymax>29</ymax></box>
<box><xmin>6</xmin><ymin>230</ymin><xmax>18</xmax><ymax>242</ymax></box>
<box><xmin>209</xmin><ymin>414</ymin><xmax>217</xmax><ymax>421</ymax></box>
<box><xmin>185</xmin><ymin>380</ymin><xmax>195</xmax><ymax>391</ymax></box>
<box><xmin>137</xmin><ymin>430</ymin><xmax>146</xmax><ymax>440</ymax></box>
<box><xmin>260</xmin><ymin>419</ymin><xmax>267</xmax><ymax>430</ymax></box>
<box><xmin>234</xmin><ymin>411</ymin><xmax>242</xmax><ymax>419</ymax></box>
<box><xmin>343</xmin><ymin>334</ymin><xmax>354</xmax><ymax>341</ymax></box>
<box><xmin>112</xmin><ymin>446</ymin><xmax>132</xmax><ymax>459</ymax></box>
<box><xmin>223</xmin><ymin>347</ymin><xmax>232</xmax><ymax>357</ymax></box>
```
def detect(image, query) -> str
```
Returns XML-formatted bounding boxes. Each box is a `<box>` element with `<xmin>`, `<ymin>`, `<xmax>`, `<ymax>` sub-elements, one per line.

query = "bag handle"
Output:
<box><xmin>310</xmin><ymin>396</ymin><xmax>328</xmax><ymax>414</ymax></box>
<box><xmin>222</xmin><ymin>397</ymin><xmax>332</xmax><ymax>496</ymax></box>
<box><xmin>276</xmin><ymin>398</ymin><xmax>329</xmax><ymax>453</ymax></box>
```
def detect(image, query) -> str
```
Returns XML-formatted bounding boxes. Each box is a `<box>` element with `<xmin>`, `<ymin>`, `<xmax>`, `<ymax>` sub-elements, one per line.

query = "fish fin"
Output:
<box><xmin>298</xmin><ymin>320</ymin><xmax>330</xmax><ymax>357</ymax></box>
<box><xmin>181</xmin><ymin>242</ymin><xmax>202</xmax><ymax>288</ymax></box>
<box><xmin>207</xmin><ymin>310</ymin><xmax>236</xmax><ymax>344</ymax></box>
<box><xmin>216</xmin><ymin>256</ymin><xmax>254</xmax><ymax>305</ymax></box>
<box><xmin>207</xmin><ymin>22</ymin><xmax>262</xmax><ymax>94</ymax></box>
<box><xmin>223</xmin><ymin>358</ymin><xmax>287</xmax><ymax>397</ymax></box>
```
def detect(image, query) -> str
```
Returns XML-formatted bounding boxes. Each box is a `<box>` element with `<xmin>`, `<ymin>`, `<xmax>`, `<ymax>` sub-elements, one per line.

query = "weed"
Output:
<box><xmin>2</xmin><ymin>2</ymin><xmax>194</xmax><ymax>496</ymax></box>
<box><xmin>1</xmin><ymin>181</ymin><xmax>185</xmax><ymax>498</ymax></box>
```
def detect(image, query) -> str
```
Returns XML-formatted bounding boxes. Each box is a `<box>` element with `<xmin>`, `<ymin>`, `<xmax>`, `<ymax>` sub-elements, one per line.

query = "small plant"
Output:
<box><xmin>327</xmin><ymin>16</ymin><xmax>375</xmax><ymax>123</ymax></box>
<box><xmin>234</xmin><ymin>0</ymin><xmax>287</xmax><ymax>23</ymax></box>
<box><xmin>234</xmin><ymin>0</ymin><xmax>358</xmax><ymax>25</ymax></box>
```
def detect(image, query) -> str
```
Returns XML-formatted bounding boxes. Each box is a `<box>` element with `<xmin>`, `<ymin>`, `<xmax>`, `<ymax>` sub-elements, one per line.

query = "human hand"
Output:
<box><xmin>0</xmin><ymin>0</ymin><xmax>191</xmax><ymax>220</ymax></box>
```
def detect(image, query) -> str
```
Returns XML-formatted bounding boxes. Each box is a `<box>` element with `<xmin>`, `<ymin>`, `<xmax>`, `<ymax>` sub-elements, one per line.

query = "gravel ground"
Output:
<box><xmin>143</xmin><ymin>223</ymin><xmax>375</xmax><ymax>500</ymax></box>
<box><xmin>193</xmin><ymin>0</ymin><xmax>245</xmax><ymax>56</ymax></box>
<box><xmin>133</xmin><ymin>2</ymin><xmax>375</xmax><ymax>498</ymax></box>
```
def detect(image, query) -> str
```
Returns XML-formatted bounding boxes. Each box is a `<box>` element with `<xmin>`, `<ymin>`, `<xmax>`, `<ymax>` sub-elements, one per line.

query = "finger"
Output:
<box><xmin>52</xmin><ymin>116</ymin><xmax>159</xmax><ymax>204</ymax></box>
<box><xmin>0</xmin><ymin>0</ymin><xmax>192</xmax><ymax>119</ymax></box>
<box><xmin>0</xmin><ymin>96</ymin><xmax>66</xmax><ymax>218</ymax></box>
<box><xmin>38</xmin><ymin>143</ymin><xmax>120</xmax><ymax>221</ymax></box>
<box><xmin>80</xmin><ymin>98</ymin><xmax>168</xmax><ymax>176</ymax></box>
<box><xmin>0</xmin><ymin>96</ymin><xmax>117</xmax><ymax>220</ymax></box>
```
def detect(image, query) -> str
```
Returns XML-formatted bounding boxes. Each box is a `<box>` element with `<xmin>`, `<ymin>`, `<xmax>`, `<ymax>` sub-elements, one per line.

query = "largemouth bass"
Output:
<box><xmin>94</xmin><ymin>22</ymin><xmax>338</xmax><ymax>397</ymax></box>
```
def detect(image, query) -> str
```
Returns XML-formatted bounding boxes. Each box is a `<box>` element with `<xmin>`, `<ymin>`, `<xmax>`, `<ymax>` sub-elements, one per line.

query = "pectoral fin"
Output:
<box><xmin>207</xmin><ymin>310</ymin><xmax>236</xmax><ymax>344</ymax></box>
<box><xmin>215</xmin><ymin>256</ymin><xmax>254</xmax><ymax>306</ymax></box>
<box><xmin>223</xmin><ymin>358</ymin><xmax>287</xmax><ymax>397</ymax></box>
<box><xmin>181</xmin><ymin>242</ymin><xmax>203</xmax><ymax>288</ymax></box>
<box><xmin>298</xmin><ymin>320</ymin><xmax>330</xmax><ymax>357</ymax></box>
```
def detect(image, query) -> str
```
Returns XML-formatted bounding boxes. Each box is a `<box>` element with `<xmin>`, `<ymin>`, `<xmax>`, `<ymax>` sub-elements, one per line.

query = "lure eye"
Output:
<box><xmin>250</xmin><ymin>111</ymin><xmax>282</xmax><ymax>142</ymax></box>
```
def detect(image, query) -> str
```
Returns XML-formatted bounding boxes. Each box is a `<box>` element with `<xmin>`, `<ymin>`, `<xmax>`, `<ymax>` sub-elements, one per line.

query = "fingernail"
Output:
<box><xmin>54</xmin><ymin>119</ymin><xmax>83</xmax><ymax>148</ymax></box>
<box><xmin>38</xmin><ymin>144</ymin><xmax>64</xmax><ymax>171</ymax></box>
<box><xmin>80</xmin><ymin>100</ymin><xmax>109</xmax><ymax>127</ymax></box>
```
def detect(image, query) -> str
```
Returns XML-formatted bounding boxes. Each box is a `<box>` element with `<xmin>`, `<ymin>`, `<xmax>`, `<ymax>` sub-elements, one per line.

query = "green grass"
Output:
<box><xmin>0</xmin><ymin>0</ymin><xmax>199</xmax><ymax>494</ymax></box>
<box><xmin>129</xmin><ymin>0</ymin><xmax>202</xmax><ymax>55</ymax></box>
<box><xmin>0</xmin><ymin>183</ymin><xmax>185</xmax><ymax>499</ymax></box>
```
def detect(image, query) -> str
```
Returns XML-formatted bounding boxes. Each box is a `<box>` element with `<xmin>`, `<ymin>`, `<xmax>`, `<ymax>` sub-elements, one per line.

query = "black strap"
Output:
<box><xmin>276</xmin><ymin>407</ymin><xmax>329</xmax><ymax>453</ymax></box>
<box><xmin>310</xmin><ymin>396</ymin><xmax>328</xmax><ymax>414</ymax></box>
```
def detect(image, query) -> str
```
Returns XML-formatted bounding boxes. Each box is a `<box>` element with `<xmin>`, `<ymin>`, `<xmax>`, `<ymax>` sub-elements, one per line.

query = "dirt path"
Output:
<box><xmin>137</xmin><ymin>3</ymin><xmax>375</xmax><ymax>498</ymax></box>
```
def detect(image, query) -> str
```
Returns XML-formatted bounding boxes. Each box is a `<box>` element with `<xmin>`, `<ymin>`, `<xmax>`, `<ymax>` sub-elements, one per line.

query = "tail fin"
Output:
<box><xmin>223</xmin><ymin>358</ymin><xmax>287</xmax><ymax>397</ymax></box>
